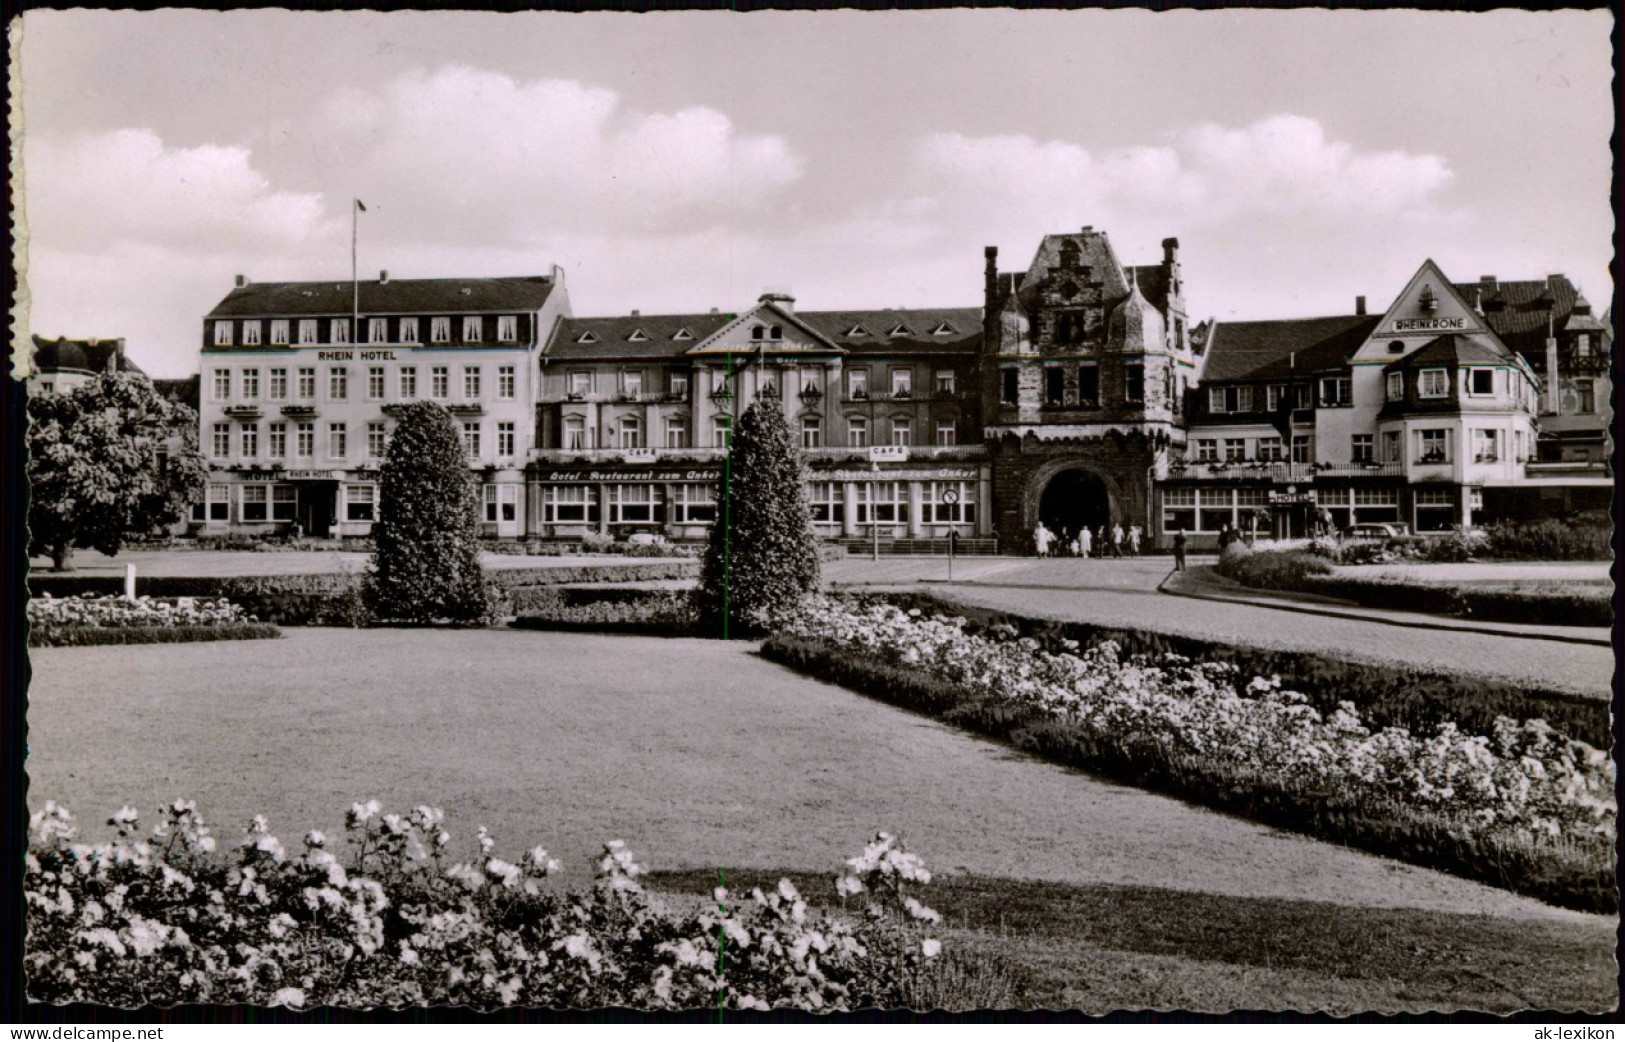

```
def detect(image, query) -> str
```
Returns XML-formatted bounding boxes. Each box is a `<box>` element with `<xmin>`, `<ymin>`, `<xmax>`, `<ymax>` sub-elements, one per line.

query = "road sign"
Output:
<box><xmin>941</xmin><ymin>488</ymin><xmax>960</xmax><ymax>505</ymax></box>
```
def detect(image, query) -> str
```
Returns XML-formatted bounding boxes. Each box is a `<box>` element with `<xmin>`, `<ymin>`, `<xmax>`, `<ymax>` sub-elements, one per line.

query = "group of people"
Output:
<box><xmin>1032</xmin><ymin>522</ymin><xmax>1141</xmax><ymax>559</ymax></box>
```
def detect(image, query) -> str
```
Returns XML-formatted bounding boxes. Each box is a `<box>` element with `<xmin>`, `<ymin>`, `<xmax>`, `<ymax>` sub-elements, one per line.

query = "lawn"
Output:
<box><xmin>25</xmin><ymin>628</ymin><xmax>1617</xmax><ymax>1012</ymax></box>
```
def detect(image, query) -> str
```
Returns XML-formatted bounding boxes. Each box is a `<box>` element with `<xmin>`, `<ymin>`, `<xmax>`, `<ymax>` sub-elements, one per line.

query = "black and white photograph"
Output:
<box><xmin>7</xmin><ymin>5</ymin><xmax>1617</xmax><ymax>1022</ymax></box>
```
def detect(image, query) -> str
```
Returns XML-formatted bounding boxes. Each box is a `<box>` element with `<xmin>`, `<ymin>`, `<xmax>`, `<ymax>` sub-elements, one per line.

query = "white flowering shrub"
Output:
<box><xmin>29</xmin><ymin>593</ymin><xmax>256</xmax><ymax>630</ymax></box>
<box><xmin>26</xmin><ymin>801</ymin><xmax>941</xmax><ymax>1011</ymax></box>
<box><xmin>774</xmin><ymin>599</ymin><xmax>1615</xmax><ymax>849</ymax></box>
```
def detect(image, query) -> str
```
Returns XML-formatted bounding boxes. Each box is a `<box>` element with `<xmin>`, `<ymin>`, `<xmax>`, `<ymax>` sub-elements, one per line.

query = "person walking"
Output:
<box><xmin>1110</xmin><ymin>523</ymin><xmax>1124</xmax><ymax>559</ymax></box>
<box><xmin>1172</xmin><ymin>528</ymin><xmax>1188</xmax><ymax>571</ymax></box>
<box><xmin>1078</xmin><ymin>525</ymin><xmax>1092</xmax><ymax>559</ymax></box>
<box><xmin>1217</xmin><ymin>524</ymin><xmax>1232</xmax><ymax>553</ymax></box>
<box><xmin>1034</xmin><ymin>522</ymin><xmax>1052</xmax><ymax>559</ymax></box>
<box><xmin>1127</xmin><ymin>525</ymin><xmax>1142</xmax><ymax>557</ymax></box>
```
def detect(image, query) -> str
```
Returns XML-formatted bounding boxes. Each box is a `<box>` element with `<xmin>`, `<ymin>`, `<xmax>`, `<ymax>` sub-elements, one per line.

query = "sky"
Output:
<box><xmin>14</xmin><ymin>8</ymin><xmax>1615</xmax><ymax>377</ymax></box>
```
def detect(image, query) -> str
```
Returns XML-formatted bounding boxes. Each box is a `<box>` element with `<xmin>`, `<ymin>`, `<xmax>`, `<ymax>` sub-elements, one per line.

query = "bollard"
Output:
<box><xmin>125</xmin><ymin>563</ymin><xmax>137</xmax><ymax>602</ymax></box>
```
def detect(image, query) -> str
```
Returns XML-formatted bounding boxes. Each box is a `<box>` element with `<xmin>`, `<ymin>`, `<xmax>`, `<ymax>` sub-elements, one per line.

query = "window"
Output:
<box><xmin>296</xmin><ymin>423</ymin><xmax>315</xmax><ymax>458</ymax></box>
<box><xmin>1575</xmin><ymin>379</ymin><xmax>1596</xmax><ymax>414</ymax></box>
<box><xmin>1414</xmin><ymin>487</ymin><xmax>1455</xmax><ymax>532</ymax></box>
<box><xmin>241</xmin><ymin>485</ymin><xmax>268</xmax><ymax>522</ymax></box>
<box><xmin>1386</xmin><ymin>372</ymin><xmax>1404</xmax><ymax>402</ymax></box>
<box><xmin>211</xmin><ymin>423</ymin><xmax>230</xmax><ymax>458</ymax></box>
<box><xmin>463</xmin><ymin>317</ymin><xmax>482</xmax><ymax>343</ymax></box>
<box><xmin>367</xmin><ymin>422</ymin><xmax>387</xmax><ymax>459</ymax></box>
<box><xmin>564</xmin><ymin>416</ymin><xmax>587</xmax><ymax>451</ymax></box>
<box><xmin>1124</xmin><ymin>363</ymin><xmax>1145</xmax><ymax>404</ymax></box>
<box><xmin>368</xmin><ymin>318</ymin><xmax>388</xmax><ymax>344</ymax></box>
<box><xmin>1209</xmin><ymin>385</ymin><xmax>1253</xmax><ymax>413</ymax></box>
<box><xmin>1001</xmin><ymin>369</ymin><xmax>1019</xmax><ymax>405</ymax></box>
<box><xmin>645</xmin><ymin>414</ymin><xmax>680</xmax><ymax>450</ymax></box>
<box><xmin>542</xmin><ymin>485</ymin><xmax>594</xmax><ymax>524</ymax></box>
<box><xmin>713</xmin><ymin>415</ymin><xmax>732</xmax><ymax>449</ymax></box>
<box><xmin>498</xmin><ymin>366</ymin><xmax>516</xmax><ymax>400</ymax></box>
<box><xmin>832</xmin><ymin>416</ymin><xmax>863</xmax><ymax>449</ymax></box>
<box><xmin>497</xmin><ymin>422</ymin><xmax>516</xmax><ymax>458</ymax></box>
<box><xmin>848</xmin><ymin>369</ymin><xmax>870</xmax><ymax>400</ymax></box>
<box><xmin>331</xmin><ymin>318</ymin><xmax>350</xmax><ymax>345</ymax></box>
<box><xmin>1352</xmin><ymin>434</ymin><xmax>1374</xmax><ymax>462</ymax></box>
<box><xmin>432</xmin><ymin>367</ymin><xmax>449</xmax><ymax>399</ymax></box>
<box><xmin>1077</xmin><ymin>364</ymin><xmax>1099</xmax><ymax>406</ymax></box>
<box><xmin>267</xmin><ymin>423</ymin><xmax>287</xmax><ymax>459</ymax></box>
<box><xmin>1194</xmin><ymin>439</ymin><xmax>1218</xmax><ymax>462</ymax></box>
<box><xmin>270</xmin><ymin>320</ymin><xmax>290</xmax><ymax>345</ymax></box>
<box><xmin>1418</xmin><ymin>369</ymin><xmax>1448</xmax><ymax>398</ymax></box>
<box><xmin>1223</xmin><ymin>438</ymin><xmax>1245</xmax><ymax>462</ymax></box>
<box><xmin>400</xmin><ymin>317</ymin><xmax>420</xmax><ymax>344</ymax></box>
<box><xmin>272</xmin><ymin>485</ymin><xmax>297</xmax><ymax>522</ymax></box>
<box><xmin>367</xmin><ymin>367</ymin><xmax>385</xmax><ymax>400</ymax></box>
<box><xmin>242</xmin><ymin>322</ymin><xmax>261</xmax><ymax>346</ymax></box>
<box><xmin>926</xmin><ymin>482</ymin><xmax>977</xmax><ymax>524</ymax></box>
<box><xmin>566</xmin><ymin>371</ymin><xmax>593</xmax><ymax>398</ymax></box>
<box><xmin>1294</xmin><ymin>384</ymin><xmax>1312</xmax><ymax>409</ymax></box>
<box><xmin>671</xmin><ymin>372</ymin><xmax>690</xmax><ymax>399</ymax></box>
<box><xmin>297</xmin><ymin>368</ymin><xmax>316</xmax><ymax>399</ymax></box>
<box><xmin>1045</xmin><ymin>367</ymin><xmax>1065</xmax><ymax>405</ymax></box>
<box><xmin>801</xmin><ymin>417</ymin><xmax>822</xmax><ymax>449</ymax></box>
<box><xmin>806</xmin><ymin>483</ymin><xmax>843</xmax><ymax>526</ymax></box>
<box><xmin>620</xmin><ymin>370</ymin><xmax>643</xmax><ymax>399</ymax></box>
<box><xmin>431</xmin><ymin>317</ymin><xmax>451</xmax><ymax>344</ymax></box>
<box><xmin>1291</xmin><ymin>435</ymin><xmax>1312</xmax><ymax>464</ymax></box>
<box><xmin>1471</xmin><ymin>428</ymin><xmax>1501</xmax><ymax>462</ymax></box>
<box><xmin>1319</xmin><ymin>376</ymin><xmax>1352</xmax><ymax>406</ymax></box>
<box><xmin>607</xmin><ymin>484</ymin><xmax>660</xmax><ymax>525</ymax></box>
<box><xmin>207</xmin><ymin>483</ymin><xmax>231</xmax><ymax>522</ymax></box>
<box><xmin>214</xmin><ymin>321</ymin><xmax>234</xmax><ymax>346</ymax></box>
<box><xmin>935</xmin><ymin>370</ymin><xmax>956</xmax><ymax>395</ymax></box>
<box><xmin>1162</xmin><ymin>488</ymin><xmax>1196</xmax><ymax>532</ymax></box>
<box><xmin>936</xmin><ymin>421</ymin><xmax>957</xmax><ymax>447</ymax></box>
<box><xmin>240</xmin><ymin>424</ymin><xmax>259</xmax><ymax>458</ymax></box>
<box><xmin>758</xmin><ymin>369</ymin><xmax>780</xmax><ymax>400</ymax></box>
<box><xmin>458</xmin><ymin>366</ymin><xmax>480</xmax><ymax>400</ymax></box>
<box><xmin>857</xmin><ymin>481</ymin><xmax>909</xmax><ymax>525</ymax></box>
<box><xmin>672</xmin><ymin>484</ymin><xmax>717</xmax><ymax>524</ymax></box>
<box><xmin>1352</xmin><ymin>487</ymin><xmax>1401</xmax><ymax>524</ymax></box>
<box><xmin>345</xmin><ymin>485</ymin><xmax>376</xmax><ymax>522</ymax></box>
<box><xmin>891</xmin><ymin>418</ymin><xmax>911</xmax><ymax>447</ymax></box>
<box><xmin>269</xmin><ymin>368</ymin><xmax>287</xmax><ymax>400</ymax></box>
<box><xmin>890</xmin><ymin>369</ymin><xmax>913</xmax><ymax>398</ymax></box>
<box><xmin>1383</xmin><ymin>430</ymin><xmax>1402</xmax><ymax>463</ymax></box>
<box><xmin>484</xmin><ymin>484</ymin><xmax>519</xmax><ymax>523</ymax></box>
<box><xmin>617</xmin><ymin>416</ymin><xmax>643</xmax><ymax>450</ymax></box>
<box><xmin>1468</xmin><ymin>369</ymin><xmax>1495</xmax><ymax>396</ymax></box>
<box><xmin>328</xmin><ymin>423</ymin><xmax>348</xmax><ymax>460</ymax></box>
<box><xmin>1266</xmin><ymin>385</ymin><xmax>1285</xmax><ymax>412</ymax></box>
<box><xmin>1199</xmin><ymin>489</ymin><xmax>1237</xmax><ymax>533</ymax></box>
<box><xmin>463</xmin><ymin>422</ymin><xmax>481</xmax><ymax>458</ymax></box>
<box><xmin>1416</xmin><ymin>428</ymin><xmax>1450</xmax><ymax>463</ymax></box>
<box><xmin>1257</xmin><ymin>436</ymin><xmax>1284</xmax><ymax>462</ymax></box>
<box><xmin>399</xmin><ymin>366</ymin><xmax>417</xmax><ymax>399</ymax></box>
<box><xmin>297</xmin><ymin>319</ymin><xmax>319</xmax><ymax>345</ymax></box>
<box><xmin>328</xmin><ymin>367</ymin><xmax>348</xmax><ymax>401</ymax></box>
<box><xmin>497</xmin><ymin>315</ymin><xmax>518</xmax><ymax>342</ymax></box>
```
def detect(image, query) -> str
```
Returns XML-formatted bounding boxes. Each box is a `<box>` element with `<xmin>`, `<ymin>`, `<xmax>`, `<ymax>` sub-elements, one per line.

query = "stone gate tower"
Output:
<box><xmin>981</xmin><ymin>227</ymin><xmax>1196</xmax><ymax>551</ymax></box>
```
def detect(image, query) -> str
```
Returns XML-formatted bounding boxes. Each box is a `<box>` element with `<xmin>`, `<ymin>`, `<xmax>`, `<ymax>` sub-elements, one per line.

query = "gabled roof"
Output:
<box><xmin>1019</xmin><ymin>230</ymin><xmax>1130</xmax><ymax>309</ymax></box>
<box><xmin>1201</xmin><ymin>315</ymin><xmax>1380</xmax><ymax>382</ymax></box>
<box><xmin>549</xmin><ymin>313</ymin><xmax>734</xmax><ymax>359</ymax></box>
<box><xmin>1382</xmin><ymin>334</ymin><xmax>1518</xmax><ymax>372</ymax></box>
<box><xmin>207</xmin><ymin>276</ymin><xmax>558</xmax><ymax>317</ymax></box>
<box><xmin>1450</xmin><ymin>275</ymin><xmax>1591</xmax><ymax>354</ymax></box>
<box><xmin>30</xmin><ymin>335</ymin><xmax>142</xmax><ymax>376</ymax></box>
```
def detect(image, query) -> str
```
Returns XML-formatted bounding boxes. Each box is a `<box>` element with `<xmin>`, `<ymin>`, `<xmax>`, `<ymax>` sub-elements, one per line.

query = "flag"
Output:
<box><xmin>355</xmin><ymin>199</ymin><xmax>367</xmax><ymax>212</ymax></box>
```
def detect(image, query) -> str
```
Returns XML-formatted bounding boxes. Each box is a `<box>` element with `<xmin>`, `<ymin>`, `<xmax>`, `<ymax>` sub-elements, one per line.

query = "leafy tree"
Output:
<box><xmin>695</xmin><ymin>394</ymin><xmax>821</xmax><ymax>636</ymax></box>
<box><xmin>362</xmin><ymin>402</ymin><xmax>491</xmax><ymax>624</ymax></box>
<box><xmin>27</xmin><ymin>369</ymin><xmax>208</xmax><ymax>571</ymax></box>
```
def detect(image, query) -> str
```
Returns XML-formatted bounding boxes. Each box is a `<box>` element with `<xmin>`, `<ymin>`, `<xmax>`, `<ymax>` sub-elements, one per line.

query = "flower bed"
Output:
<box><xmin>509</xmin><ymin>586</ymin><xmax>698</xmax><ymax>636</ymax></box>
<box><xmin>26</xmin><ymin>801</ymin><xmax>946</xmax><ymax>1010</ymax></box>
<box><xmin>764</xmin><ymin>599</ymin><xmax>1615</xmax><ymax>912</ymax></box>
<box><xmin>28</xmin><ymin>594</ymin><xmax>281</xmax><ymax>647</ymax></box>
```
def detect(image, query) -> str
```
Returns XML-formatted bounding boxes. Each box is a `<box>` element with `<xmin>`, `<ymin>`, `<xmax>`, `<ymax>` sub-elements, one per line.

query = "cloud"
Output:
<box><xmin>307</xmin><ymin>66</ymin><xmax>804</xmax><ymax>242</ymax></box>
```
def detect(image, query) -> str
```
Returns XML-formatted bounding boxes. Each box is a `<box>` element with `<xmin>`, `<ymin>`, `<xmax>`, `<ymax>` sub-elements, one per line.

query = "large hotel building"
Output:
<box><xmin>188</xmin><ymin>228</ymin><xmax>1612</xmax><ymax>550</ymax></box>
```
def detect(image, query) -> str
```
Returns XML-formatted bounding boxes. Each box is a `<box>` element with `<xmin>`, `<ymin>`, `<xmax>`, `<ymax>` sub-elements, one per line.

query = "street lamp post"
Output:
<box><xmin>871</xmin><ymin>461</ymin><xmax>881</xmax><ymax>562</ymax></box>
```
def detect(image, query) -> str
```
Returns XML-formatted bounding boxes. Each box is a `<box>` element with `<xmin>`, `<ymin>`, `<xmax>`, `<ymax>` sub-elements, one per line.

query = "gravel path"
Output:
<box><xmin>26</xmin><ymin>629</ymin><xmax>1602</xmax><ymax>926</ymax></box>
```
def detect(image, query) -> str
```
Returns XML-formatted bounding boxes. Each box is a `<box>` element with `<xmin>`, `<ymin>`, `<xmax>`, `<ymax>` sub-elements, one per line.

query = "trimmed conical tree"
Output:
<box><xmin>695</xmin><ymin>395</ymin><xmax>822</xmax><ymax>637</ymax></box>
<box><xmin>362</xmin><ymin>401</ymin><xmax>492</xmax><ymax>624</ymax></box>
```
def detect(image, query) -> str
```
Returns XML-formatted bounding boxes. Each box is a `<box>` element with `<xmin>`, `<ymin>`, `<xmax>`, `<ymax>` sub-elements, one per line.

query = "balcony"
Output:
<box><xmin>527</xmin><ymin>443</ymin><xmax>989</xmax><ymax>466</ymax></box>
<box><xmin>447</xmin><ymin>402</ymin><xmax>486</xmax><ymax>416</ymax></box>
<box><xmin>1169</xmin><ymin>461</ymin><xmax>1404</xmax><ymax>482</ymax></box>
<box><xmin>223</xmin><ymin>404</ymin><xmax>263</xmax><ymax>420</ymax></box>
<box><xmin>280</xmin><ymin>404</ymin><xmax>318</xmax><ymax>418</ymax></box>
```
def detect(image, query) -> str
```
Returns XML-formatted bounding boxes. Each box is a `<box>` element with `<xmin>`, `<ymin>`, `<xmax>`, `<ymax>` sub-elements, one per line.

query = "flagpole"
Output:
<box><xmin>351</xmin><ymin>200</ymin><xmax>360</xmax><ymax>343</ymax></box>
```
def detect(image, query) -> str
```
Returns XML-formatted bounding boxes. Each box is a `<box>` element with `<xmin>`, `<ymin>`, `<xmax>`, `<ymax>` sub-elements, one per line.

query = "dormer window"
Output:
<box><xmin>1418</xmin><ymin>369</ymin><xmax>1448</xmax><ymax>398</ymax></box>
<box><xmin>367</xmin><ymin>318</ymin><xmax>388</xmax><ymax>344</ymax></box>
<box><xmin>431</xmin><ymin>317</ymin><xmax>451</xmax><ymax>344</ymax></box>
<box><xmin>889</xmin><ymin>323</ymin><xmax>914</xmax><ymax>337</ymax></box>
<box><xmin>673</xmin><ymin>328</ymin><xmax>693</xmax><ymax>341</ymax></box>
<box><xmin>932</xmin><ymin>322</ymin><xmax>956</xmax><ymax>336</ymax></box>
<box><xmin>769</xmin><ymin>325</ymin><xmax>782</xmax><ymax>340</ymax></box>
<box><xmin>752</xmin><ymin>325</ymin><xmax>765</xmax><ymax>341</ymax></box>
<box><xmin>1467</xmin><ymin>368</ymin><xmax>1495</xmax><ymax>396</ymax></box>
<box><xmin>297</xmin><ymin>319</ymin><xmax>319</xmax><ymax>345</ymax></box>
<box><xmin>576</xmin><ymin>331</ymin><xmax>599</xmax><ymax>344</ymax></box>
<box><xmin>213</xmin><ymin>321</ymin><xmax>234</xmax><ymax>347</ymax></box>
<box><xmin>497</xmin><ymin>315</ymin><xmax>518</xmax><ymax>342</ymax></box>
<box><xmin>846</xmin><ymin>325</ymin><xmax>870</xmax><ymax>338</ymax></box>
<box><xmin>1386</xmin><ymin>372</ymin><xmax>1404</xmax><ymax>402</ymax></box>
<box><xmin>242</xmin><ymin>322</ymin><xmax>261</xmax><ymax>346</ymax></box>
<box><xmin>1575</xmin><ymin>335</ymin><xmax>1592</xmax><ymax>358</ymax></box>
<box><xmin>400</xmin><ymin>317</ymin><xmax>420</xmax><ymax>343</ymax></box>
<box><xmin>463</xmin><ymin>317</ymin><xmax>482</xmax><ymax>342</ymax></box>
<box><xmin>629</xmin><ymin>329</ymin><xmax>649</xmax><ymax>342</ymax></box>
<box><xmin>331</xmin><ymin>318</ymin><xmax>350</xmax><ymax>344</ymax></box>
<box><xmin>270</xmin><ymin>320</ymin><xmax>290</xmax><ymax>345</ymax></box>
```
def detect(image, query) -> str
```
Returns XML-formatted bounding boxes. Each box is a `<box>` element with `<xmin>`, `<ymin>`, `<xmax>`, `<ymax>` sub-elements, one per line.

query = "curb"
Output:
<box><xmin>1156</xmin><ymin>570</ymin><xmax>1611</xmax><ymax>648</ymax></box>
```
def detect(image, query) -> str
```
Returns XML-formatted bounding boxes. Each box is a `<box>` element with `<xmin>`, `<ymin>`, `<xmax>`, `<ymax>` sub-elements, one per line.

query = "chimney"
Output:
<box><xmin>984</xmin><ymin>246</ymin><xmax>999</xmax><ymax>310</ymax></box>
<box><xmin>550</xmin><ymin>263</ymin><xmax>566</xmax><ymax>286</ymax></box>
<box><xmin>630</xmin><ymin>309</ymin><xmax>640</xmax><ymax>318</ymax></box>
<box><xmin>234</xmin><ymin>274</ymin><xmax>248</xmax><ymax>288</ymax></box>
<box><xmin>1080</xmin><ymin>226</ymin><xmax>1094</xmax><ymax>233</ymax></box>
<box><xmin>1355</xmin><ymin>295</ymin><xmax>1366</xmax><ymax>316</ymax></box>
<box><xmin>709</xmin><ymin>307</ymin><xmax>719</xmax><ymax>315</ymax></box>
<box><xmin>757</xmin><ymin>289</ymin><xmax>795</xmax><ymax>314</ymax></box>
<box><xmin>379</xmin><ymin>270</ymin><xmax>389</xmax><ymax>284</ymax></box>
<box><xmin>1162</xmin><ymin>237</ymin><xmax>1180</xmax><ymax>264</ymax></box>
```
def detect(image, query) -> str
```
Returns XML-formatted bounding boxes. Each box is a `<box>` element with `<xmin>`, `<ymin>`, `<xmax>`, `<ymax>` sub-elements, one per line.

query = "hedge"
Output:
<box><xmin>30</xmin><ymin>623</ymin><xmax>283</xmax><ymax>648</ymax></box>
<box><xmin>509</xmin><ymin>586</ymin><xmax>698</xmax><ymax>637</ymax></box>
<box><xmin>760</xmin><ymin>634</ymin><xmax>1615</xmax><ymax>914</ymax></box>
<box><xmin>864</xmin><ymin>592</ymin><xmax>1607</xmax><ymax>748</ymax></box>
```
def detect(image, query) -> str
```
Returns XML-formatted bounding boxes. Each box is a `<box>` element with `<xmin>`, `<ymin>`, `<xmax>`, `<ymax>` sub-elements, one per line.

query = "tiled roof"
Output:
<box><xmin>548</xmin><ymin>314</ymin><xmax>736</xmax><ymax>358</ymax></box>
<box><xmin>154</xmin><ymin>375</ymin><xmax>201</xmax><ymax>408</ymax></box>
<box><xmin>1382</xmin><ymin>334</ymin><xmax>1517</xmax><ymax>371</ymax></box>
<box><xmin>206</xmin><ymin>276</ymin><xmax>558</xmax><ymax>318</ymax></box>
<box><xmin>1129</xmin><ymin>265</ymin><xmax>1171</xmax><ymax>314</ymax></box>
<box><xmin>1450</xmin><ymin>276</ymin><xmax>1584</xmax><ymax>354</ymax></box>
<box><xmin>1200</xmin><ymin>316</ymin><xmax>1380</xmax><ymax>382</ymax></box>
<box><xmin>30</xmin><ymin>335</ymin><xmax>142</xmax><ymax>376</ymax></box>
<box><xmin>547</xmin><ymin>308</ymin><xmax>983</xmax><ymax>360</ymax></box>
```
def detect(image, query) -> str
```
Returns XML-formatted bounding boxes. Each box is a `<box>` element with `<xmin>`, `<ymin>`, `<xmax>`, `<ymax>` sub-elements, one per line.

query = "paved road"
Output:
<box><xmin>827</xmin><ymin>556</ymin><xmax>1613</xmax><ymax>698</ymax></box>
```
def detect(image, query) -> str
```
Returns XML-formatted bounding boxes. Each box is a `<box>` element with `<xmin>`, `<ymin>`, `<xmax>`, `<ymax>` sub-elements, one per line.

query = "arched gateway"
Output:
<box><xmin>1019</xmin><ymin>459</ymin><xmax>1125</xmax><ymax>548</ymax></box>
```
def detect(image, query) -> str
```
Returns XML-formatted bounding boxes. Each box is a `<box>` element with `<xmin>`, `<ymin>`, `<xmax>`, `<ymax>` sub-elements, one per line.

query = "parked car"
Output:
<box><xmin>1342</xmin><ymin>522</ymin><xmax>1411</xmax><ymax>539</ymax></box>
